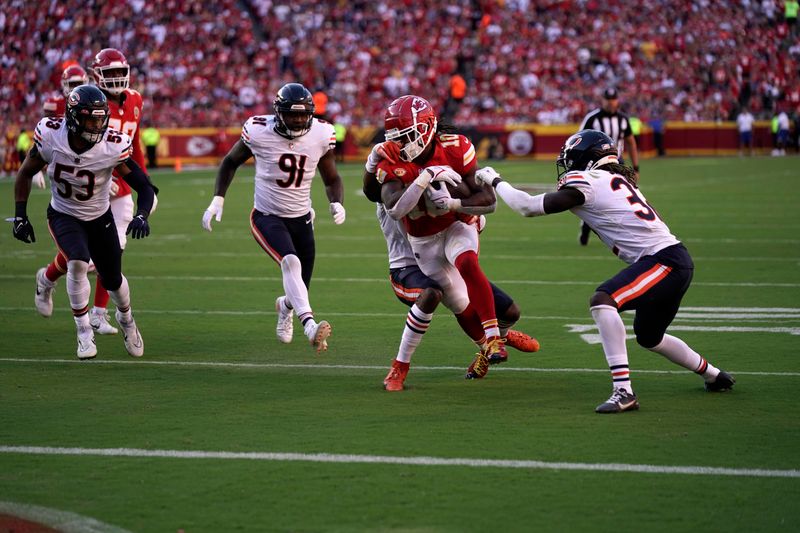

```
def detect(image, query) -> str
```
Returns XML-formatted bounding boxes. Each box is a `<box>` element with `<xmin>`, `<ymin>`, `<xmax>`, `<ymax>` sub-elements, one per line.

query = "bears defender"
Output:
<box><xmin>373</xmin><ymin>95</ymin><xmax>505</xmax><ymax>380</ymax></box>
<box><xmin>35</xmin><ymin>65</ymin><xmax>89</xmax><ymax>189</ymax></box>
<box><xmin>478</xmin><ymin>130</ymin><xmax>734</xmax><ymax>413</ymax></box>
<box><xmin>13</xmin><ymin>85</ymin><xmax>156</xmax><ymax>359</ymax></box>
<box><xmin>36</xmin><ymin>49</ymin><xmax>151</xmax><ymax>337</ymax></box>
<box><xmin>202</xmin><ymin>82</ymin><xmax>345</xmax><ymax>353</ymax></box>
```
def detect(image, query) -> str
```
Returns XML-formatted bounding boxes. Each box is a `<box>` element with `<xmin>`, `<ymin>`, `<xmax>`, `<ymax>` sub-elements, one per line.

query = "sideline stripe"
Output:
<box><xmin>0</xmin><ymin>501</ymin><xmax>131</xmax><ymax>533</ymax></box>
<box><xmin>0</xmin><ymin>274</ymin><xmax>796</xmax><ymax>288</ymax></box>
<box><xmin>0</xmin><ymin>446</ymin><xmax>797</xmax><ymax>479</ymax></box>
<box><xmin>0</xmin><ymin>358</ymin><xmax>797</xmax><ymax>377</ymax></box>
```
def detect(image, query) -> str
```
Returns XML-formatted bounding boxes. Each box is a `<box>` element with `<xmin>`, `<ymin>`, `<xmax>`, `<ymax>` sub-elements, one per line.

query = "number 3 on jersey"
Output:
<box><xmin>277</xmin><ymin>154</ymin><xmax>308</xmax><ymax>187</ymax></box>
<box><xmin>610</xmin><ymin>177</ymin><xmax>660</xmax><ymax>221</ymax></box>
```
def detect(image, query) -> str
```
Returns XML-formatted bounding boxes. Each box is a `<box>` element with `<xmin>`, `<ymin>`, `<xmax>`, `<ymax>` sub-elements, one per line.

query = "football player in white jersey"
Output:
<box><xmin>202</xmin><ymin>83</ymin><xmax>345</xmax><ymax>353</ymax></box>
<box><xmin>477</xmin><ymin>130</ymin><xmax>734</xmax><ymax>413</ymax></box>
<box><xmin>12</xmin><ymin>85</ymin><xmax>157</xmax><ymax>360</ymax></box>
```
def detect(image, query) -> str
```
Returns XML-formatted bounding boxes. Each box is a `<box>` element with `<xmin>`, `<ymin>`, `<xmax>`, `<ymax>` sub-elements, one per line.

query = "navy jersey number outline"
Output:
<box><xmin>610</xmin><ymin>176</ymin><xmax>660</xmax><ymax>221</ymax></box>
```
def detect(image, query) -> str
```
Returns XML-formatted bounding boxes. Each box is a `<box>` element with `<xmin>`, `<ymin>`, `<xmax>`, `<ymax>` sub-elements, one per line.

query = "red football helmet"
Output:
<box><xmin>384</xmin><ymin>95</ymin><xmax>438</xmax><ymax>162</ymax></box>
<box><xmin>92</xmin><ymin>48</ymin><xmax>129</xmax><ymax>95</ymax></box>
<box><xmin>61</xmin><ymin>65</ymin><xmax>88</xmax><ymax>97</ymax></box>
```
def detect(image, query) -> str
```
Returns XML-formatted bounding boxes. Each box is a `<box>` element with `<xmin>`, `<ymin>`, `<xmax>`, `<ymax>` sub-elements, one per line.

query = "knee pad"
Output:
<box><xmin>280</xmin><ymin>254</ymin><xmax>301</xmax><ymax>273</ymax></box>
<box><xmin>67</xmin><ymin>260</ymin><xmax>89</xmax><ymax>279</ymax></box>
<box><xmin>634</xmin><ymin>327</ymin><xmax>664</xmax><ymax>349</ymax></box>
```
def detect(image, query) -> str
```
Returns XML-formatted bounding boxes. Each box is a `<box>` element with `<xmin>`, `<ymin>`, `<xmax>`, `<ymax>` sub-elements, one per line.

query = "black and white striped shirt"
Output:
<box><xmin>579</xmin><ymin>109</ymin><xmax>633</xmax><ymax>157</ymax></box>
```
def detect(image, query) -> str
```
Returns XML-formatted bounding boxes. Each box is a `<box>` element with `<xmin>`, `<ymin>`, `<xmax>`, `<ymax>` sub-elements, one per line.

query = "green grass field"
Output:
<box><xmin>1</xmin><ymin>157</ymin><xmax>799</xmax><ymax>532</ymax></box>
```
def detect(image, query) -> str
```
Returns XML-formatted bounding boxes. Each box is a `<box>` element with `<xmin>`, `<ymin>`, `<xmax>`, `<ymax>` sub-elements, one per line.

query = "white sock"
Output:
<box><xmin>648</xmin><ymin>334</ymin><xmax>720</xmax><ymax>381</ymax></box>
<box><xmin>281</xmin><ymin>255</ymin><xmax>312</xmax><ymax>321</ymax></box>
<box><xmin>591</xmin><ymin>304</ymin><xmax>632</xmax><ymax>393</ymax></box>
<box><xmin>396</xmin><ymin>304</ymin><xmax>433</xmax><ymax>364</ymax></box>
<box><xmin>108</xmin><ymin>274</ymin><xmax>131</xmax><ymax>313</ymax></box>
<box><xmin>66</xmin><ymin>260</ymin><xmax>91</xmax><ymax>313</ymax></box>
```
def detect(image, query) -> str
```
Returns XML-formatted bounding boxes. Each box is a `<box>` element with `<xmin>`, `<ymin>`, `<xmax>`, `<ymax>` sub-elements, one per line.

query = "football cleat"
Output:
<box><xmin>504</xmin><ymin>330</ymin><xmax>540</xmax><ymax>353</ymax></box>
<box><xmin>705</xmin><ymin>370</ymin><xmax>735</xmax><ymax>392</ymax></box>
<box><xmin>383</xmin><ymin>360</ymin><xmax>410</xmax><ymax>391</ymax></box>
<box><xmin>307</xmin><ymin>320</ymin><xmax>331</xmax><ymax>353</ymax></box>
<box><xmin>595</xmin><ymin>389</ymin><xmax>639</xmax><ymax>414</ymax></box>
<box><xmin>487</xmin><ymin>340</ymin><xmax>509</xmax><ymax>365</ymax></box>
<box><xmin>466</xmin><ymin>351</ymin><xmax>490</xmax><ymax>379</ymax></box>
<box><xmin>467</xmin><ymin>339</ymin><xmax>503</xmax><ymax>379</ymax></box>
<box><xmin>115</xmin><ymin>310</ymin><xmax>144</xmax><ymax>357</ymax></box>
<box><xmin>76</xmin><ymin>326</ymin><xmax>97</xmax><ymax>360</ymax></box>
<box><xmin>90</xmin><ymin>307</ymin><xmax>118</xmax><ymax>335</ymax></box>
<box><xmin>35</xmin><ymin>267</ymin><xmax>56</xmax><ymax>317</ymax></box>
<box><xmin>275</xmin><ymin>296</ymin><xmax>294</xmax><ymax>343</ymax></box>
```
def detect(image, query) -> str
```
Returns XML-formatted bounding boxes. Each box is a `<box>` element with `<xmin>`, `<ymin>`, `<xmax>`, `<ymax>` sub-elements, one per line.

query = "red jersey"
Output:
<box><xmin>43</xmin><ymin>95</ymin><xmax>65</xmax><ymax>118</ymax></box>
<box><xmin>377</xmin><ymin>133</ymin><xmax>477</xmax><ymax>237</ymax></box>
<box><xmin>107</xmin><ymin>88</ymin><xmax>146</xmax><ymax>197</ymax></box>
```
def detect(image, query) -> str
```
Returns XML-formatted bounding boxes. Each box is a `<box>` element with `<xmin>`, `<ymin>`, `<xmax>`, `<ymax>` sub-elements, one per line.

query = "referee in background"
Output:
<box><xmin>577</xmin><ymin>87</ymin><xmax>640</xmax><ymax>245</ymax></box>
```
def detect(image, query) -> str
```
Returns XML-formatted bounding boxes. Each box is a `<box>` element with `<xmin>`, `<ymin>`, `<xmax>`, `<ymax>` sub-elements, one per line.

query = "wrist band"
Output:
<box><xmin>491</xmin><ymin>177</ymin><xmax>503</xmax><ymax>188</ymax></box>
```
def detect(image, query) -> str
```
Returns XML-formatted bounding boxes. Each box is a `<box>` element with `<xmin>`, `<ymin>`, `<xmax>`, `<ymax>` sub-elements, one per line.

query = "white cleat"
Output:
<box><xmin>35</xmin><ymin>267</ymin><xmax>56</xmax><ymax>317</ymax></box>
<box><xmin>275</xmin><ymin>296</ymin><xmax>294</xmax><ymax>343</ymax></box>
<box><xmin>115</xmin><ymin>310</ymin><xmax>144</xmax><ymax>357</ymax></box>
<box><xmin>77</xmin><ymin>327</ymin><xmax>97</xmax><ymax>360</ymax></box>
<box><xmin>307</xmin><ymin>320</ymin><xmax>331</xmax><ymax>353</ymax></box>
<box><xmin>90</xmin><ymin>307</ymin><xmax>118</xmax><ymax>335</ymax></box>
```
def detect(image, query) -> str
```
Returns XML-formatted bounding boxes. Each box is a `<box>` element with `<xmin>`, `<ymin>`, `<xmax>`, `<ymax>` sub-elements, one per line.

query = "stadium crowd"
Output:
<box><xmin>1</xmin><ymin>0</ymin><xmax>798</xmax><ymax>132</ymax></box>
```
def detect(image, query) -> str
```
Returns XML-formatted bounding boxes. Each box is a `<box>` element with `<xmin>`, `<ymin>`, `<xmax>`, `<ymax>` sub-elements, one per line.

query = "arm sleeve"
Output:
<box><xmin>495</xmin><ymin>182</ymin><xmax>546</xmax><ymax>217</ymax></box>
<box><xmin>122</xmin><ymin>158</ymin><xmax>156</xmax><ymax>215</ymax></box>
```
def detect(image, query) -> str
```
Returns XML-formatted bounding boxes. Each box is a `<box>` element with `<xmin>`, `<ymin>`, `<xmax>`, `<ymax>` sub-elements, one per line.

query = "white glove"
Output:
<box><xmin>202</xmin><ymin>195</ymin><xmax>224</xmax><ymax>232</ymax></box>
<box><xmin>418</xmin><ymin>165</ymin><xmax>462</xmax><ymax>189</ymax></box>
<box><xmin>476</xmin><ymin>166</ymin><xmax>501</xmax><ymax>187</ymax></box>
<box><xmin>32</xmin><ymin>172</ymin><xmax>46</xmax><ymax>189</ymax></box>
<box><xmin>109</xmin><ymin>179</ymin><xmax>120</xmax><ymax>198</ymax></box>
<box><xmin>427</xmin><ymin>183</ymin><xmax>455</xmax><ymax>211</ymax></box>
<box><xmin>329</xmin><ymin>202</ymin><xmax>346</xmax><ymax>225</ymax></box>
<box><xmin>365</xmin><ymin>142</ymin><xmax>399</xmax><ymax>173</ymax></box>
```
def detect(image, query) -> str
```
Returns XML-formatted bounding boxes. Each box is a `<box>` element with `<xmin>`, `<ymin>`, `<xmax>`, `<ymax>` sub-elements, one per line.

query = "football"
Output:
<box><xmin>423</xmin><ymin>179</ymin><xmax>471</xmax><ymax>216</ymax></box>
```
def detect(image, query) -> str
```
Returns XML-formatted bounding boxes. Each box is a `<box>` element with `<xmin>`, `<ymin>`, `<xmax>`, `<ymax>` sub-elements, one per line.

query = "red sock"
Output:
<box><xmin>454</xmin><ymin>251</ymin><xmax>499</xmax><ymax>340</ymax></box>
<box><xmin>455</xmin><ymin>303</ymin><xmax>486</xmax><ymax>345</ymax></box>
<box><xmin>45</xmin><ymin>252</ymin><xmax>68</xmax><ymax>282</ymax></box>
<box><xmin>94</xmin><ymin>276</ymin><xmax>110</xmax><ymax>308</ymax></box>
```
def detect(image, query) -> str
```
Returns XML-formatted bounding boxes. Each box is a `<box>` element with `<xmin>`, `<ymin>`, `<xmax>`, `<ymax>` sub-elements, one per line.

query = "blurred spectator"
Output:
<box><xmin>313</xmin><ymin>89</ymin><xmax>329</xmax><ymax>120</ymax></box>
<box><xmin>737</xmin><ymin>107</ymin><xmax>755</xmax><ymax>156</ymax></box>
<box><xmin>774</xmin><ymin>107</ymin><xmax>791</xmax><ymax>155</ymax></box>
<box><xmin>142</xmin><ymin>124</ymin><xmax>161</xmax><ymax>168</ymax></box>
<box><xmin>333</xmin><ymin>117</ymin><xmax>347</xmax><ymax>163</ymax></box>
<box><xmin>3</xmin><ymin>0</ymin><xmax>797</xmax><ymax>129</ymax></box>
<box><xmin>785</xmin><ymin>0</ymin><xmax>798</xmax><ymax>33</ymax></box>
<box><xmin>16</xmin><ymin>128</ymin><xmax>32</xmax><ymax>165</ymax></box>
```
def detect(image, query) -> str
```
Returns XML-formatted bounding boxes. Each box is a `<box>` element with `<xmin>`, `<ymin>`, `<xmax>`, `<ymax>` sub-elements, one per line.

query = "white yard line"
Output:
<box><xmin>0</xmin><ymin>501</ymin><xmax>131</xmax><ymax>533</ymax></box>
<box><xmin>0</xmin><ymin>274</ymin><xmax>796</xmax><ymax>287</ymax></box>
<box><xmin>0</xmin><ymin>358</ymin><xmax>797</xmax><ymax>377</ymax></box>
<box><xmin>0</xmin><ymin>445</ymin><xmax>796</xmax><ymax>479</ymax></box>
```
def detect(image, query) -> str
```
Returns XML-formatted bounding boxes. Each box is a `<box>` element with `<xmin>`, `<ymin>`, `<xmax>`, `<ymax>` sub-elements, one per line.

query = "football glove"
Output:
<box><xmin>12</xmin><ymin>216</ymin><xmax>36</xmax><ymax>243</ymax></box>
<box><xmin>202</xmin><ymin>196</ymin><xmax>224</xmax><ymax>232</ymax></box>
<box><xmin>32</xmin><ymin>172</ymin><xmax>46</xmax><ymax>189</ymax></box>
<box><xmin>417</xmin><ymin>165</ymin><xmax>462</xmax><ymax>189</ymax></box>
<box><xmin>476</xmin><ymin>167</ymin><xmax>501</xmax><ymax>187</ymax></box>
<box><xmin>329</xmin><ymin>202</ymin><xmax>346</xmax><ymax>225</ymax></box>
<box><xmin>365</xmin><ymin>141</ymin><xmax>400</xmax><ymax>173</ymax></box>
<box><xmin>126</xmin><ymin>213</ymin><xmax>150</xmax><ymax>239</ymax></box>
<box><xmin>426</xmin><ymin>183</ymin><xmax>455</xmax><ymax>211</ymax></box>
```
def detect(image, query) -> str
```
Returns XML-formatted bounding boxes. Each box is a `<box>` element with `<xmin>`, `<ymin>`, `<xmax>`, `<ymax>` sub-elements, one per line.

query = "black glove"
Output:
<box><xmin>12</xmin><ymin>216</ymin><xmax>36</xmax><ymax>243</ymax></box>
<box><xmin>126</xmin><ymin>213</ymin><xmax>150</xmax><ymax>239</ymax></box>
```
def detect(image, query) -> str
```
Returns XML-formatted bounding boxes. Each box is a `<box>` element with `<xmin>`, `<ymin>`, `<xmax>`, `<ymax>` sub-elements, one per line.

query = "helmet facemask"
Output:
<box><xmin>95</xmin><ymin>65</ymin><xmax>130</xmax><ymax>95</ymax></box>
<box><xmin>61</xmin><ymin>67</ymin><xmax>88</xmax><ymax>98</ymax></box>
<box><xmin>66</xmin><ymin>87</ymin><xmax>110</xmax><ymax>145</ymax></box>
<box><xmin>385</xmin><ymin>117</ymin><xmax>437</xmax><ymax>162</ymax></box>
<box><xmin>274</xmin><ymin>105</ymin><xmax>314</xmax><ymax>139</ymax></box>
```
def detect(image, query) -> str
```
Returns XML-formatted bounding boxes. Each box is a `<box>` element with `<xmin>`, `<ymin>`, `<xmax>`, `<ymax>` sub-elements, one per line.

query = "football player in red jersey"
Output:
<box><xmin>35</xmin><ymin>49</ymin><xmax>153</xmax><ymax>336</ymax></box>
<box><xmin>370</xmin><ymin>95</ymin><xmax>506</xmax><ymax>380</ymax></box>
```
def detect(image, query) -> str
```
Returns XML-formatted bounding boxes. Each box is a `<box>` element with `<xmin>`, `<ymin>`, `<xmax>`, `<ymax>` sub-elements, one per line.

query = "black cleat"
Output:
<box><xmin>595</xmin><ymin>389</ymin><xmax>640</xmax><ymax>414</ymax></box>
<box><xmin>705</xmin><ymin>370</ymin><xmax>735</xmax><ymax>392</ymax></box>
<box><xmin>578</xmin><ymin>221</ymin><xmax>591</xmax><ymax>246</ymax></box>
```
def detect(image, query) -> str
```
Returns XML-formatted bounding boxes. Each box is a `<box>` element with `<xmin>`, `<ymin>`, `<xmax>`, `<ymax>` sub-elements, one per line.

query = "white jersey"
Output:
<box><xmin>34</xmin><ymin>117</ymin><xmax>132</xmax><ymax>221</ymax></box>
<box><xmin>377</xmin><ymin>203</ymin><xmax>416</xmax><ymax>269</ymax></box>
<box><xmin>242</xmin><ymin>115</ymin><xmax>336</xmax><ymax>217</ymax></box>
<box><xmin>558</xmin><ymin>169</ymin><xmax>680</xmax><ymax>264</ymax></box>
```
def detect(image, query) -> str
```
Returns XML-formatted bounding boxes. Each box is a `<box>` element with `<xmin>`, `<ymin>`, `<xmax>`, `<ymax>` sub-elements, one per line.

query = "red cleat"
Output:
<box><xmin>383</xmin><ymin>360</ymin><xmax>410</xmax><ymax>391</ymax></box>
<box><xmin>505</xmin><ymin>330</ymin><xmax>540</xmax><ymax>353</ymax></box>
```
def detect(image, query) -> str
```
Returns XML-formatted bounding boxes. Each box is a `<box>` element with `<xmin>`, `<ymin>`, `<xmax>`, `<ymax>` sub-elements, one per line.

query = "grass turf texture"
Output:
<box><xmin>1</xmin><ymin>157</ymin><xmax>798</xmax><ymax>532</ymax></box>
